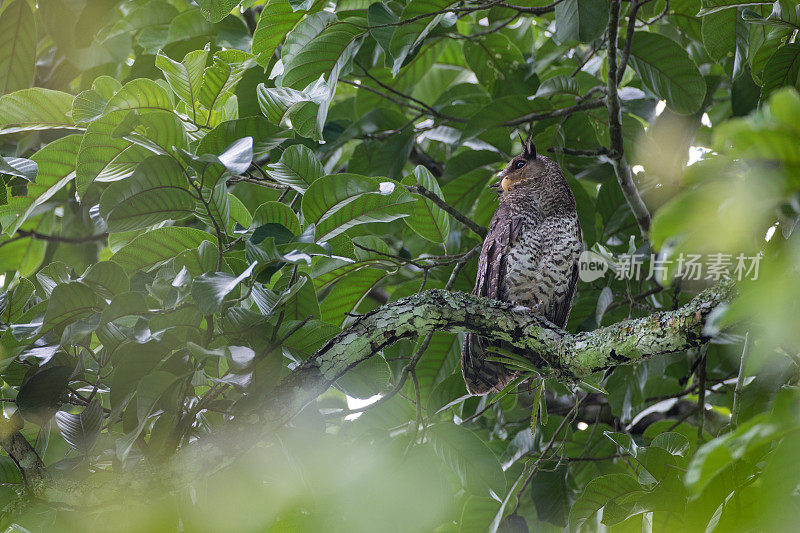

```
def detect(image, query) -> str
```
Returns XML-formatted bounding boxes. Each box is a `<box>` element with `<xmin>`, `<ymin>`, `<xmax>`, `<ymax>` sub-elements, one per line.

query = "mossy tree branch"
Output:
<box><xmin>10</xmin><ymin>281</ymin><xmax>734</xmax><ymax>506</ymax></box>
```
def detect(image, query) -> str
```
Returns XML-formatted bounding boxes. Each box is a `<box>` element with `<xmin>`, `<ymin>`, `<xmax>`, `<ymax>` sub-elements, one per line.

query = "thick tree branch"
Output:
<box><xmin>606</xmin><ymin>0</ymin><xmax>652</xmax><ymax>238</ymax></box>
<box><xmin>0</xmin><ymin>419</ymin><xmax>46</xmax><ymax>485</ymax></box>
<box><xmin>263</xmin><ymin>280</ymin><xmax>734</xmax><ymax>431</ymax></box>
<box><xmin>17</xmin><ymin>280</ymin><xmax>734</xmax><ymax>506</ymax></box>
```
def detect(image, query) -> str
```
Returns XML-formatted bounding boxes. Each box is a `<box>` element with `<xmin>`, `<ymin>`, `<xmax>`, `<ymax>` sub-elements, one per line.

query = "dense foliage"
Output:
<box><xmin>0</xmin><ymin>0</ymin><xmax>799</xmax><ymax>530</ymax></box>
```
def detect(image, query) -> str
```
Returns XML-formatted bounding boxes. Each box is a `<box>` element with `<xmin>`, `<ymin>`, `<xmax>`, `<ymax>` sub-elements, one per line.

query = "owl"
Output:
<box><xmin>461</xmin><ymin>138</ymin><xmax>582</xmax><ymax>395</ymax></box>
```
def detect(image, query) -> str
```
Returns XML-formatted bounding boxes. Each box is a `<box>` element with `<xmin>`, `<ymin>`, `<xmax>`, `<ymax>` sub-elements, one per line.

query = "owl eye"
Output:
<box><xmin>513</xmin><ymin>159</ymin><xmax>526</xmax><ymax>170</ymax></box>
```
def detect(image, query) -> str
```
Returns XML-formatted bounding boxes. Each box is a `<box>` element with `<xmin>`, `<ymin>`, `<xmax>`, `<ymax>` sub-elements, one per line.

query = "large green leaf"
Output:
<box><xmin>42</xmin><ymin>282</ymin><xmax>104</xmax><ymax>335</ymax></box>
<box><xmin>265</xmin><ymin>144</ymin><xmax>323</xmax><ymax>192</ymax></box>
<box><xmin>401</xmin><ymin>165</ymin><xmax>450</xmax><ymax>243</ymax></box>
<box><xmin>252</xmin><ymin>0</ymin><xmax>311</xmax><ymax>67</ymax></box>
<box><xmin>628</xmin><ymin>32</ymin><xmax>706</xmax><ymax>114</ymax></box>
<box><xmin>463</xmin><ymin>33</ymin><xmax>524</xmax><ymax>94</ymax></box>
<box><xmin>198</xmin><ymin>49</ymin><xmax>254</xmax><ymax>115</ymax></box>
<box><xmin>428</xmin><ymin>422</ymin><xmax>506</xmax><ymax>496</ymax></box>
<box><xmin>198</xmin><ymin>117</ymin><xmax>291</xmax><ymax>159</ymax></box>
<box><xmin>389</xmin><ymin>0</ymin><xmax>457</xmax><ymax>74</ymax></box>
<box><xmin>99</xmin><ymin>155</ymin><xmax>196</xmax><ymax>232</ymax></box>
<box><xmin>0</xmin><ymin>0</ymin><xmax>36</xmax><ymax>96</ymax></box>
<box><xmin>302</xmin><ymin>174</ymin><xmax>416</xmax><ymax>241</ymax></box>
<box><xmin>568</xmin><ymin>474</ymin><xmax>645</xmax><ymax>529</ymax></box>
<box><xmin>196</xmin><ymin>0</ymin><xmax>240</xmax><ymax>22</ymax></box>
<box><xmin>55</xmin><ymin>400</ymin><xmax>103</xmax><ymax>455</ymax></box>
<box><xmin>761</xmin><ymin>43</ymin><xmax>800</xmax><ymax>99</ymax></box>
<box><xmin>0</xmin><ymin>88</ymin><xmax>75</xmax><ymax>133</ymax></box>
<box><xmin>76</xmin><ymin>114</ymin><xmax>140</xmax><ymax>195</ymax></box>
<box><xmin>320</xmin><ymin>267</ymin><xmax>385</xmax><ymax>326</ymax></box>
<box><xmin>701</xmin><ymin>7</ymin><xmax>739</xmax><ymax>61</ymax></box>
<box><xmin>461</xmin><ymin>96</ymin><xmax>553</xmax><ymax>140</ymax></box>
<box><xmin>280</xmin><ymin>20</ymin><xmax>364</xmax><ymax>91</ymax></box>
<box><xmin>156</xmin><ymin>47</ymin><xmax>210</xmax><ymax>116</ymax></box>
<box><xmin>110</xmin><ymin>227</ymin><xmax>217</xmax><ymax>273</ymax></box>
<box><xmin>16</xmin><ymin>366</ymin><xmax>73</xmax><ymax>425</ymax></box>
<box><xmin>257</xmin><ymin>78</ymin><xmax>330</xmax><ymax>140</ymax></box>
<box><xmin>252</xmin><ymin>201</ymin><xmax>302</xmax><ymax>235</ymax></box>
<box><xmin>555</xmin><ymin>0</ymin><xmax>610</xmax><ymax>43</ymax></box>
<box><xmin>104</xmin><ymin>78</ymin><xmax>175</xmax><ymax>115</ymax></box>
<box><xmin>0</xmin><ymin>157</ymin><xmax>37</xmax><ymax>182</ymax></box>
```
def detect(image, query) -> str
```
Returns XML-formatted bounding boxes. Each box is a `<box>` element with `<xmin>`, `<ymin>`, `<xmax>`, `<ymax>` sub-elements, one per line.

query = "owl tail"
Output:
<box><xmin>461</xmin><ymin>333</ymin><xmax>518</xmax><ymax>395</ymax></box>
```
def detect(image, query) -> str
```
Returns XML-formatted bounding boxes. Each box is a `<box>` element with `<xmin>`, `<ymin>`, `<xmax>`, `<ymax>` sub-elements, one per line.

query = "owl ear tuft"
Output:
<box><xmin>524</xmin><ymin>134</ymin><xmax>536</xmax><ymax>160</ymax></box>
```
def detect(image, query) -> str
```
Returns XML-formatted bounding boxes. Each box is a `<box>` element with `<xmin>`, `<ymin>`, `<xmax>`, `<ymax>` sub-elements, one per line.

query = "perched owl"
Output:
<box><xmin>461</xmin><ymin>138</ymin><xmax>582</xmax><ymax>395</ymax></box>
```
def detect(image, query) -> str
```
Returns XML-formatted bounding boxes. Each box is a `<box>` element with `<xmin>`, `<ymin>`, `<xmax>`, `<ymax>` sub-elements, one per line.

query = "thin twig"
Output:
<box><xmin>406</xmin><ymin>185</ymin><xmax>487</xmax><ymax>238</ymax></box>
<box><xmin>617</xmin><ymin>0</ymin><xmax>641</xmax><ymax>83</ymax></box>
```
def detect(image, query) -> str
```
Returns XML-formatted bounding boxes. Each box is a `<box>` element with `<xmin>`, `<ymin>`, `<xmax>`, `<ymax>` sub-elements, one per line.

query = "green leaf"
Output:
<box><xmin>55</xmin><ymin>399</ymin><xmax>103</xmax><ymax>454</ymax></box>
<box><xmin>196</xmin><ymin>0</ymin><xmax>240</xmax><ymax>22</ymax></box>
<box><xmin>402</xmin><ymin>165</ymin><xmax>450</xmax><ymax>243</ymax></box>
<box><xmin>531</xmin><ymin>463</ymin><xmax>571</xmax><ymax>527</ymax></box>
<box><xmin>252</xmin><ymin>201</ymin><xmax>302</xmax><ymax>235</ymax></box>
<box><xmin>281</xmin><ymin>12</ymin><xmax>336</xmax><ymax>68</ymax></box>
<box><xmin>701</xmin><ymin>7</ymin><xmax>739</xmax><ymax>62</ymax></box>
<box><xmin>303</xmin><ymin>174</ymin><xmax>416</xmax><ymax>241</ymax></box>
<box><xmin>568</xmin><ymin>474</ymin><xmax>644</xmax><ymax>528</ymax></box>
<box><xmin>199</xmin><ymin>49</ymin><xmax>255</xmax><ymax>113</ymax></box>
<box><xmin>80</xmin><ymin>261</ymin><xmax>130</xmax><ymax>298</ymax></box>
<box><xmin>0</xmin><ymin>0</ymin><xmax>36</xmax><ymax>96</ymax></box>
<box><xmin>335</xmin><ymin>354</ymin><xmax>391</xmax><ymax>399</ymax></box>
<box><xmin>428</xmin><ymin>422</ymin><xmax>506</xmax><ymax>496</ymax></box>
<box><xmin>650</xmin><ymin>432</ymin><xmax>691</xmax><ymax>457</ymax></box>
<box><xmin>628</xmin><ymin>32</ymin><xmax>706</xmax><ymax>114</ymax></box>
<box><xmin>252</xmin><ymin>0</ymin><xmax>312</xmax><ymax>67</ymax></box>
<box><xmin>117</xmin><ymin>370</ymin><xmax>179</xmax><ymax>461</ymax></box>
<box><xmin>389</xmin><ymin>0</ymin><xmax>457</xmax><ymax>75</ymax></box>
<box><xmin>110</xmin><ymin>227</ymin><xmax>217</xmax><ymax>273</ymax></box>
<box><xmin>265</xmin><ymin>144</ymin><xmax>323</xmax><ymax>193</ymax></box>
<box><xmin>257</xmin><ymin>78</ymin><xmax>330</xmax><ymax>140</ymax></box>
<box><xmin>156</xmin><ymin>47</ymin><xmax>210</xmax><ymax>114</ymax></box>
<box><xmin>191</xmin><ymin>261</ymin><xmax>258</xmax><ymax>314</ymax></box>
<box><xmin>416</xmin><ymin>332</ymin><xmax>460</xmax><ymax>401</ymax></box>
<box><xmin>761</xmin><ymin>43</ymin><xmax>800</xmax><ymax>100</ymax></box>
<box><xmin>104</xmin><ymin>78</ymin><xmax>174</xmax><ymax>116</ymax></box>
<box><xmin>320</xmin><ymin>268</ymin><xmax>384</xmax><ymax>326</ymax></box>
<box><xmin>461</xmin><ymin>96</ymin><xmax>553</xmax><ymax>140</ymax></box>
<box><xmin>76</xmin><ymin>114</ymin><xmax>141</xmax><ymax>195</ymax></box>
<box><xmin>555</xmin><ymin>0</ymin><xmax>610</xmax><ymax>43</ymax></box>
<box><xmin>463</xmin><ymin>33</ymin><xmax>525</xmax><ymax>94</ymax></box>
<box><xmin>0</xmin><ymin>157</ymin><xmax>37</xmax><ymax>182</ymax></box>
<box><xmin>99</xmin><ymin>155</ymin><xmax>196</xmax><ymax>232</ymax></box>
<box><xmin>281</xmin><ymin>20</ymin><xmax>364</xmax><ymax>91</ymax></box>
<box><xmin>42</xmin><ymin>282</ymin><xmax>104</xmax><ymax>336</ymax></box>
<box><xmin>368</xmin><ymin>3</ymin><xmax>398</xmax><ymax>57</ymax></box>
<box><xmin>16</xmin><ymin>366</ymin><xmax>72</xmax><ymax>425</ymax></box>
<box><xmin>197</xmin><ymin>117</ymin><xmax>291</xmax><ymax>159</ymax></box>
<box><xmin>0</xmin><ymin>88</ymin><xmax>75</xmax><ymax>133</ymax></box>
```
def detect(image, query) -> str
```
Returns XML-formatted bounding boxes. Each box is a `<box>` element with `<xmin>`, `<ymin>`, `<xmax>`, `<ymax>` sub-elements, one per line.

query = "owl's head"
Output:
<box><xmin>497</xmin><ymin>137</ymin><xmax>560</xmax><ymax>194</ymax></box>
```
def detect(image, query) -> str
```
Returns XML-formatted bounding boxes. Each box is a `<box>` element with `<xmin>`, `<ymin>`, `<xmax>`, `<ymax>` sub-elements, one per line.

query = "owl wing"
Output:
<box><xmin>461</xmin><ymin>204</ymin><xmax>523</xmax><ymax>395</ymax></box>
<box><xmin>547</xmin><ymin>220</ymin><xmax>582</xmax><ymax>329</ymax></box>
<box><xmin>473</xmin><ymin>204</ymin><xmax>522</xmax><ymax>302</ymax></box>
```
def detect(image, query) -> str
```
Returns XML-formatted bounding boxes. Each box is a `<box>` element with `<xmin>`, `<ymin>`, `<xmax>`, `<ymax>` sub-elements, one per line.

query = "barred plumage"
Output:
<box><xmin>461</xmin><ymin>139</ymin><xmax>582</xmax><ymax>395</ymax></box>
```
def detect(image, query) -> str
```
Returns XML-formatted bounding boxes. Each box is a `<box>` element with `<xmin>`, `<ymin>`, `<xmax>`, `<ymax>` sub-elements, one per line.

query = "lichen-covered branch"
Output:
<box><xmin>14</xmin><ymin>280</ymin><xmax>734</xmax><ymax>507</ymax></box>
<box><xmin>260</xmin><ymin>280</ymin><xmax>734</xmax><ymax>429</ymax></box>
